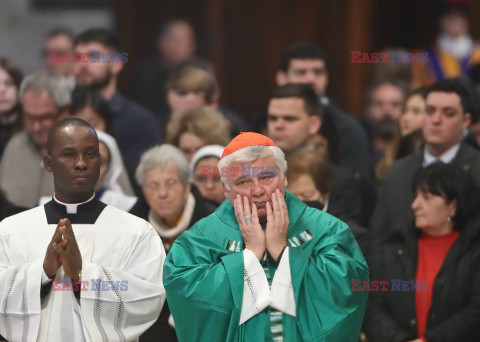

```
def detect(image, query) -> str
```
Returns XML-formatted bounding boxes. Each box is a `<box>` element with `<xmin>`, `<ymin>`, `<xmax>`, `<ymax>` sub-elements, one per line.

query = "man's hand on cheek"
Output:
<box><xmin>234</xmin><ymin>194</ymin><xmax>266</xmax><ymax>260</ymax></box>
<box><xmin>265</xmin><ymin>189</ymin><xmax>289</xmax><ymax>260</ymax></box>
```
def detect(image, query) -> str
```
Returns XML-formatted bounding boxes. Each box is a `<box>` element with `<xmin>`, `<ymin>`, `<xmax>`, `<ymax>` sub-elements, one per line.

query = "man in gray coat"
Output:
<box><xmin>0</xmin><ymin>71</ymin><xmax>70</xmax><ymax>208</ymax></box>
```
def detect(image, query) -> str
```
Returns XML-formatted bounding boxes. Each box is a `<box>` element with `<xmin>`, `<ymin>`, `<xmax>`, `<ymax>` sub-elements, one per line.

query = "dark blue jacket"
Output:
<box><xmin>108</xmin><ymin>92</ymin><xmax>161</xmax><ymax>183</ymax></box>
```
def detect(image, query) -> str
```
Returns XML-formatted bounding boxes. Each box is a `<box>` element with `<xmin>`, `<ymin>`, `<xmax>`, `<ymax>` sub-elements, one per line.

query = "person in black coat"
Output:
<box><xmin>370</xmin><ymin>79</ymin><xmax>480</xmax><ymax>251</ymax></box>
<box><xmin>286</xmin><ymin>148</ymin><xmax>369</xmax><ymax>257</ymax></box>
<box><xmin>267</xmin><ymin>84</ymin><xmax>368</xmax><ymax>226</ymax></box>
<box><xmin>73</xmin><ymin>29</ymin><xmax>161</xmax><ymax>195</ymax></box>
<box><xmin>274</xmin><ymin>41</ymin><xmax>371</xmax><ymax>179</ymax></box>
<box><xmin>366</xmin><ymin>163</ymin><xmax>480</xmax><ymax>342</ymax></box>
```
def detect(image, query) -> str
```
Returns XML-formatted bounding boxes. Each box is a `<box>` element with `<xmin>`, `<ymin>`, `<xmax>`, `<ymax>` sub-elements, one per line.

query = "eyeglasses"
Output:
<box><xmin>23</xmin><ymin>111</ymin><xmax>62</xmax><ymax>125</ymax></box>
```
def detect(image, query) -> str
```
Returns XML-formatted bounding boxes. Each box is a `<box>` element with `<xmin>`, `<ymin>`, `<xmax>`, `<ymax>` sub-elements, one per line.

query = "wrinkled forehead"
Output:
<box><xmin>228</xmin><ymin>156</ymin><xmax>280</xmax><ymax>179</ymax></box>
<box><xmin>145</xmin><ymin>164</ymin><xmax>184</xmax><ymax>185</ymax></box>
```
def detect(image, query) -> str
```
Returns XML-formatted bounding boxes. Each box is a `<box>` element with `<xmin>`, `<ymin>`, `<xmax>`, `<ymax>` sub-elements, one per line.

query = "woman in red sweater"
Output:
<box><xmin>366</xmin><ymin>163</ymin><xmax>480</xmax><ymax>342</ymax></box>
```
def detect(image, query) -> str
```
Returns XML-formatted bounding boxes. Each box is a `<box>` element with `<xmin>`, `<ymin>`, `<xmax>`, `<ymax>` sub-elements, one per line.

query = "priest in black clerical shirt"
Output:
<box><xmin>0</xmin><ymin>118</ymin><xmax>165</xmax><ymax>342</ymax></box>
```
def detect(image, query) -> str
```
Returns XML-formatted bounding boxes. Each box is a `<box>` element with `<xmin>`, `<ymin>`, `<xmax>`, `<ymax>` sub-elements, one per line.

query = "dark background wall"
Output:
<box><xmin>114</xmin><ymin>0</ymin><xmax>480</xmax><ymax>120</ymax></box>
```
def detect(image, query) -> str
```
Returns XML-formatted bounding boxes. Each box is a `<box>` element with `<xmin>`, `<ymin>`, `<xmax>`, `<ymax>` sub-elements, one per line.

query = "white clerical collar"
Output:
<box><xmin>53</xmin><ymin>193</ymin><xmax>96</xmax><ymax>214</ymax></box>
<box><xmin>423</xmin><ymin>143</ymin><xmax>460</xmax><ymax>167</ymax></box>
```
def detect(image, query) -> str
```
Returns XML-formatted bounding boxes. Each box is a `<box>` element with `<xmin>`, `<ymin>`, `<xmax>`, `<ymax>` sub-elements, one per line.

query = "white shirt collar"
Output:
<box><xmin>53</xmin><ymin>193</ymin><xmax>96</xmax><ymax>214</ymax></box>
<box><xmin>423</xmin><ymin>143</ymin><xmax>461</xmax><ymax>167</ymax></box>
<box><xmin>320</xmin><ymin>95</ymin><xmax>329</xmax><ymax>106</ymax></box>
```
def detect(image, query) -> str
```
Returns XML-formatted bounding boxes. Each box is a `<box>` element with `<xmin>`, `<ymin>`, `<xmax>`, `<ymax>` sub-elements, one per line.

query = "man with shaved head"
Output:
<box><xmin>0</xmin><ymin>118</ymin><xmax>165</xmax><ymax>341</ymax></box>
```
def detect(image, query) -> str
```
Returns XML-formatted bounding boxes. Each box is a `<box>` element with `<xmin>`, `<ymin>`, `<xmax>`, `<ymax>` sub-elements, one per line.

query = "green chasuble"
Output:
<box><xmin>164</xmin><ymin>190</ymin><xmax>369</xmax><ymax>341</ymax></box>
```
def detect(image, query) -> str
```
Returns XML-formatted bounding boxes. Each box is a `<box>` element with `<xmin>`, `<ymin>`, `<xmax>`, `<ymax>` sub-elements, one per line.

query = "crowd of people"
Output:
<box><xmin>1</xmin><ymin>5</ymin><xmax>480</xmax><ymax>341</ymax></box>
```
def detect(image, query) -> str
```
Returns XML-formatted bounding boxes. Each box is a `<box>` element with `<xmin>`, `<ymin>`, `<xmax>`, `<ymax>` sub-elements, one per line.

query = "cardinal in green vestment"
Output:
<box><xmin>164</xmin><ymin>133</ymin><xmax>369</xmax><ymax>341</ymax></box>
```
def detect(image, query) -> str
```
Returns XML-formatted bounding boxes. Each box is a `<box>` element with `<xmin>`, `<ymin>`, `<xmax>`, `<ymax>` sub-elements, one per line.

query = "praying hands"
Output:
<box><xmin>43</xmin><ymin>218</ymin><xmax>82</xmax><ymax>281</ymax></box>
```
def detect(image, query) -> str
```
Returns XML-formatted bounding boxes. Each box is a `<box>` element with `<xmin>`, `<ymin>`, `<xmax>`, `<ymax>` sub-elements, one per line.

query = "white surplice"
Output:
<box><xmin>0</xmin><ymin>202</ymin><xmax>166</xmax><ymax>342</ymax></box>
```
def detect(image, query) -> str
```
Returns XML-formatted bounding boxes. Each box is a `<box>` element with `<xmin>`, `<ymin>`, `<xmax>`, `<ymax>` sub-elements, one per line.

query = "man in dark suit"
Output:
<box><xmin>275</xmin><ymin>41</ymin><xmax>371</xmax><ymax>179</ymax></box>
<box><xmin>128</xmin><ymin>19</ymin><xmax>198</xmax><ymax>113</ymax></box>
<box><xmin>73</xmin><ymin>29</ymin><xmax>161</xmax><ymax>192</ymax></box>
<box><xmin>267</xmin><ymin>83</ymin><xmax>363</xmax><ymax>224</ymax></box>
<box><xmin>370</xmin><ymin>79</ymin><xmax>480</xmax><ymax>244</ymax></box>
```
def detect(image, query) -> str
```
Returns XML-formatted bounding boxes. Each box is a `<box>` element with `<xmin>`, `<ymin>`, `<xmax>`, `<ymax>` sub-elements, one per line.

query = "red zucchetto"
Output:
<box><xmin>221</xmin><ymin>132</ymin><xmax>277</xmax><ymax>158</ymax></box>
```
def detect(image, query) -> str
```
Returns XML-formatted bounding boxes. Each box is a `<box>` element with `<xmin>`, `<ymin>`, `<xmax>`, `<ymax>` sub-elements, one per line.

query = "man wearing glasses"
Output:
<box><xmin>0</xmin><ymin>70</ymin><xmax>70</xmax><ymax>208</ymax></box>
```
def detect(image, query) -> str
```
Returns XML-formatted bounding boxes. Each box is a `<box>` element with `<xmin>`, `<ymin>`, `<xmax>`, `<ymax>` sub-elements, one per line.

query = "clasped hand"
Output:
<box><xmin>43</xmin><ymin>218</ymin><xmax>82</xmax><ymax>281</ymax></box>
<box><xmin>233</xmin><ymin>189</ymin><xmax>289</xmax><ymax>261</ymax></box>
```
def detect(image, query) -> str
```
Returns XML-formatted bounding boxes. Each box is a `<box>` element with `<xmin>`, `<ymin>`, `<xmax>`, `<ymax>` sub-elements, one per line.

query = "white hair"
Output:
<box><xmin>217</xmin><ymin>145</ymin><xmax>287</xmax><ymax>190</ymax></box>
<box><xmin>135</xmin><ymin>144</ymin><xmax>189</xmax><ymax>186</ymax></box>
<box><xmin>19</xmin><ymin>70</ymin><xmax>71</xmax><ymax>108</ymax></box>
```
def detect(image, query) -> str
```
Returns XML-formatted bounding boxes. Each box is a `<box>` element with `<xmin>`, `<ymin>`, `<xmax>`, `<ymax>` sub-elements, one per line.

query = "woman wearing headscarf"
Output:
<box><xmin>189</xmin><ymin>144</ymin><xmax>225</xmax><ymax>206</ymax></box>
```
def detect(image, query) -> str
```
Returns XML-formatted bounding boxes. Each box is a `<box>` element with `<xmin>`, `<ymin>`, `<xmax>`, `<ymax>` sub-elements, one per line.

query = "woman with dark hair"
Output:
<box><xmin>366</xmin><ymin>163</ymin><xmax>480</xmax><ymax>342</ymax></box>
<box><xmin>375</xmin><ymin>88</ymin><xmax>427</xmax><ymax>181</ymax></box>
<box><xmin>0</xmin><ymin>57</ymin><xmax>23</xmax><ymax>157</ymax></box>
<box><xmin>71</xmin><ymin>86</ymin><xmax>113</xmax><ymax>134</ymax></box>
<box><xmin>286</xmin><ymin>148</ymin><xmax>368</xmax><ymax>256</ymax></box>
<box><xmin>312</xmin><ymin>108</ymin><xmax>341</xmax><ymax>166</ymax></box>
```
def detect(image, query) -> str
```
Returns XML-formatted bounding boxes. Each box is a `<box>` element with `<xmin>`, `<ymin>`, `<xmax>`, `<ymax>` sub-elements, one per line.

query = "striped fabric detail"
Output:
<box><xmin>101</xmin><ymin>267</ymin><xmax>126</xmax><ymax>342</ymax></box>
<box><xmin>21</xmin><ymin>265</ymin><xmax>30</xmax><ymax>342</ymax></box>
<box><xmin>2</xmin><ymin>268</ymin><xmax>19</xmax><ymax>342</ymax></box>
<box><xmin>261</xmin><ymin>254</ymin><xmax>283</xmax><ymax>341</ymax></box>
<box><xmin>93</xmin><ymin>267</ymin><xmax>108</xmax><ymax>342</ymax></box>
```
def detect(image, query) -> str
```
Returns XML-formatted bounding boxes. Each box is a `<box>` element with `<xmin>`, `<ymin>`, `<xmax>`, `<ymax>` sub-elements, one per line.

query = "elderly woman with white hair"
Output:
<box><xmin>132</xmin><ymin>144</ymin><xmax>215</xmax><ymax>251</ymax></box>
<box><xmin>163</xmin><ymin>132</ymin><xmax>368</xmax><ymax>342</ymax></box>
<box><xmin>133</xmin><ymin>144</ymin><xmax>215</xmax><ymax>342</ymax></box>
